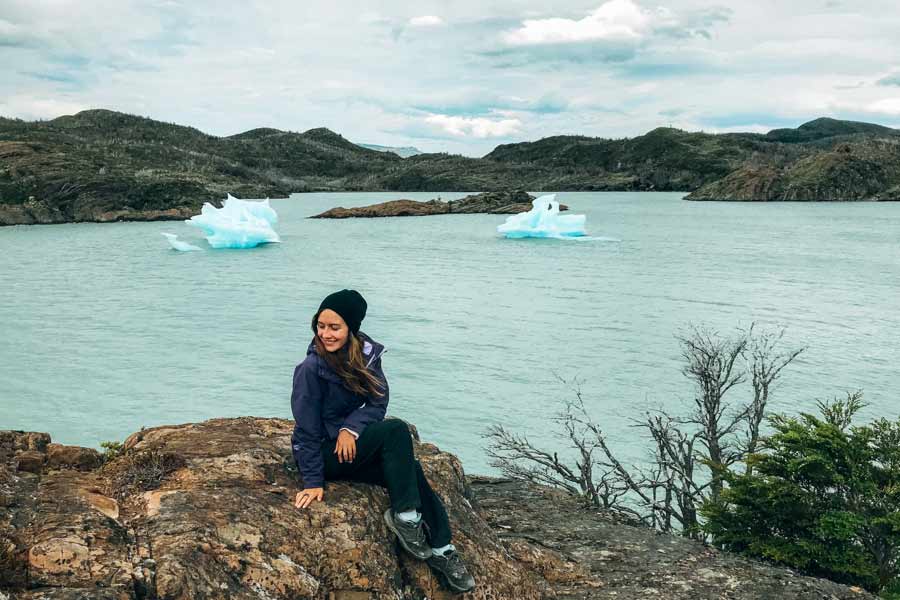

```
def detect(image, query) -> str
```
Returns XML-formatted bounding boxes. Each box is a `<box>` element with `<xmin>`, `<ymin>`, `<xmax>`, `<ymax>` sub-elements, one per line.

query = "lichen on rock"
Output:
<box><xmin>0</xmin><ymin>418</ymin><xmax>881</xmax><ymax>599</ymax></box>
<box><xmin>0</xmin><ymin>418</ymin><xmax>546</xmax><ymax>599</ymax></box>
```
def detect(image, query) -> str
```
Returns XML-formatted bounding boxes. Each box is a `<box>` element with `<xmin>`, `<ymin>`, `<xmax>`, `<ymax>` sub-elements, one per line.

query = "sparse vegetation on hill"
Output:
<box><xmin>687</xmin><ymin>139</ymin><xmax>900</xmax><ymax>201</ymax></box>
<box><xmin>2</xmin><ymin>110</ymin><xmax>899</xmax><ymax>225</ymax></box>
<box><xmin>765</xmin><ymin>117</ymin><xmax>900</xmax><ymax>144</ymax></box>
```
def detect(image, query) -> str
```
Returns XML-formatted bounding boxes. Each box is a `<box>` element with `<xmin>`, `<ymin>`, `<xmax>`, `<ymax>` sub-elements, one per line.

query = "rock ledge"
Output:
<box><xmin>1</xmin><ymin>420</ymin><xmax>877</xmax><ymax>599</ymax></box>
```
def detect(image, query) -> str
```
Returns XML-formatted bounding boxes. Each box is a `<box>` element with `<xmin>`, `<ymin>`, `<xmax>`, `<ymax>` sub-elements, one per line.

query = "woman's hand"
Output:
<box><xmin>295</xmin><ymin>487</ymin><xmax>324</xmax><ymax>508</ymax></box>
<box><xmin>335</xmin><ymin>430</ymin><xmax>357</xmax><ymax>463</ymax></box>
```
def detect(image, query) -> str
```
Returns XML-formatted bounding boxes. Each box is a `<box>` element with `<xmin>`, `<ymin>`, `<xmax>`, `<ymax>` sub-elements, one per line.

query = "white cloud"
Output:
<box><xmin>0</xmin><ymin>18</ymin><xmax>29</xmax><ymax>43</ymax></box>
<box><xmin>703</xmin><ymin>123</ymin><xmax>775</xmax><ymax>134</ymax></box>
<box><xmin>867</xmin><ymin>98</ymin><xmax>900</xmax><ymax>115</ymax></box>
<box><xmin>0</xmin><ymin>95</ymin><xmax>89</xmax><ymax>120</ymax></box>
<box><xmin>408</xmin><ymin>15</ymin><xmax>444</xmax><ymax>27</ymax></box>
<box><xmin>502</xmin><ymin>0</ymin><xmax>657</xmax><ymax>45</ymax></box>
<box><xmin>424</xmin><ymin>114</ymin><xmax>523</xmax><ymax>138</ymax></box>
<box><xmin>3</xmin><ymin>0</ymin><xmax>900</xmax><ymax>156</ymax></box>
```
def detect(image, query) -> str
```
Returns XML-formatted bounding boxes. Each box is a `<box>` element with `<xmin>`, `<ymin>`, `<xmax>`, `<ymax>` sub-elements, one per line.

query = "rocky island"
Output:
<box><xmin>2</xmin><ymin>110</ymin><xmax>900</xmax><ymax>227</ymax></box>
<box><xmin>0</xmin><ymin>418</ymin><xmax>876</xmax><ymax>599</ymax></box>
<box><xmin>310</xmin><ymin>191</ymin><xmax>568</xmax><ymax>218</ymax></box>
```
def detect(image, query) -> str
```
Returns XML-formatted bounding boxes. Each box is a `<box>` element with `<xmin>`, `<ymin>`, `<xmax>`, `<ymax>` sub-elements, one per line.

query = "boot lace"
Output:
<box><xmin>399</xmin><ymin>518</ymin><xmax>427</xmax><ymax>545</ymax></box>
<box><xmin>442</xmin><ymin>550</ymin><xmax>467</xmax><ymax>578</ymax></box>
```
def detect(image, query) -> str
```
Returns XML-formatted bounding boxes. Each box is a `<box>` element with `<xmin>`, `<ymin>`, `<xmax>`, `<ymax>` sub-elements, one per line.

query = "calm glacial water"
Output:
<box><xmin>1</xmin><ymin>192</ymin><xmax>899</xmax><ymax>473</ymax></box>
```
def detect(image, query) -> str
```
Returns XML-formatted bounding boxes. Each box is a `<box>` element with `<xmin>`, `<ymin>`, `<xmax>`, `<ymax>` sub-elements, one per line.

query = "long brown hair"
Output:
<box><xmin>311</xmin><ymin>320</ymin><xmax>386</xmax><ymax>398</ymax></box>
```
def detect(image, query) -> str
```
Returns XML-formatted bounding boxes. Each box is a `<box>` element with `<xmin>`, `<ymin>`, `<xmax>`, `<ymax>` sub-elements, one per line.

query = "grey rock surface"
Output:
<box><xmin>468</xmin><ymin>476</ymin><xmax>875</xmax><ymax>599</ymax></box>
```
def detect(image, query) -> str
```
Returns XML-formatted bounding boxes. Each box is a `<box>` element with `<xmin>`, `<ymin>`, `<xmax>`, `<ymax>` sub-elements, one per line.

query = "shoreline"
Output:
<box><xmin>8</xmin><ymin>190</ymin><xmax>900</xmax><ymax>228</ymax></box>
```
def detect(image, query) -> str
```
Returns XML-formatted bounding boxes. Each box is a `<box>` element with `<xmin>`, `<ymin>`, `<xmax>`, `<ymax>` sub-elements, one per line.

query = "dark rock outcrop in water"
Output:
<box><xmin>0</xmin><ymin>195</ymin><xmax>196</xmax><ymax>225</ymax></box>
<box><xmin>310</xmin><ymin>190</ymin><xmax>568</xmax><ymax>218</ymax></box>
<box><xmin>0</xmin><ymin>419</ymin><xmax>877</xmax><ymax>599</ymax></box>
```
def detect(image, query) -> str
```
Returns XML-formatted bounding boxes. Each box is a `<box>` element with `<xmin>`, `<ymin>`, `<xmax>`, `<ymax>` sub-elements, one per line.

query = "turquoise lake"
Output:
<box><xmin>1</xmin><ymin>192</ymin><xmax>898</xmax><ymax>473</ymax></box>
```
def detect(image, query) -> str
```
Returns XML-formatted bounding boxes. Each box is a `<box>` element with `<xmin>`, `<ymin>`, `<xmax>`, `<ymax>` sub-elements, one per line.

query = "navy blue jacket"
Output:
<box><xmin>290</xmin><ymin>333</ymin><xmax>389</xmax><ymax>488</ymax></box>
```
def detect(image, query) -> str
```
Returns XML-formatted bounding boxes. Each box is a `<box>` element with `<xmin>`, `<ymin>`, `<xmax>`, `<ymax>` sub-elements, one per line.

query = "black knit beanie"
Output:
<box><xmin>315</xmin><ymin>289</ymin><xmax>367</xmax><ymax>334</ymax></box>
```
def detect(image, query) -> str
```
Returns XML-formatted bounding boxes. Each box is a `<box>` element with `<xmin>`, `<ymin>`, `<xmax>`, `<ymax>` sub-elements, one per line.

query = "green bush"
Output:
<box><xmin>99</xmin><ymin>440</ymin><xmax>124</xmax><ymax>463</ymax></box>
<box><xmin>883</xmin><ymin>580</ymin><xmax>900</xmax><ymax>600</ymax></box>
<box><xmin>702</xmin><ymin>392</ymin><xmax>900</xmax><ymax>594</ymax></box>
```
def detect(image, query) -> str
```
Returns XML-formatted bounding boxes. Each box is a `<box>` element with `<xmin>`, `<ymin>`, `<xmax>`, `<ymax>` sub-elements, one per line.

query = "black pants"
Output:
<box><xmin>321</xmin><ymin>419</ymin><xmax>452</xmax><ymax>547</ymax></box>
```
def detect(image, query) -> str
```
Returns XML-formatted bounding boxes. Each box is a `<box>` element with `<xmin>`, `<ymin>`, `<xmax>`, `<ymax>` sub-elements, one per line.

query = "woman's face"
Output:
<box><xmin>316</xmin><ymin>309</ymin><xmax>350</xmax><ymax>352</ymax></box>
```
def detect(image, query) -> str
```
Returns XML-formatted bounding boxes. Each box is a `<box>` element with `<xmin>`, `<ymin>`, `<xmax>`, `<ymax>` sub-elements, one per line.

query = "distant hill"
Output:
<box><xmin>686</xmin><ymin>140</ymin><xmax>900</xmax><ymax>201</ymax></box>
<box><xmin>684</xmin><ymin>118</ymin><xmax>900</xmax><ymax>201</ymax></box>
<box><xmin>483</xmin><ymin>127</ymin><xmax>766</xmax><ymax>191</ymax></box>
<box><xmin>764</xmin><ymin>117</ymin><xmax>900</xmax><ymax>144</ymax></box>
<box><xmin>1</xmin><ymin>110</ymin><xmax>899</xmax><ymax>224</ymax></box>
<box><xmin>357</xmin><ymin>143</ymin><xmax>422</xmax><ymax>158</ymax></box>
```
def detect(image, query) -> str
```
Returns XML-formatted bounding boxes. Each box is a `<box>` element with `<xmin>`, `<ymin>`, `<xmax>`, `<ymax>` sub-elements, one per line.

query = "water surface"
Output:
<box><xmin>2</xmin><ymin>192</ymin><xmax>898</xmax><ymax>472</ymax></box>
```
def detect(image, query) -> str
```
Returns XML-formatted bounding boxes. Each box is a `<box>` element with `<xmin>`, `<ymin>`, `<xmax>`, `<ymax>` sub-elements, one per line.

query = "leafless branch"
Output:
<box><xmin>484</xmin><ymin>323</ymin><xmax>804</xmax><ymax>540</ymax></box>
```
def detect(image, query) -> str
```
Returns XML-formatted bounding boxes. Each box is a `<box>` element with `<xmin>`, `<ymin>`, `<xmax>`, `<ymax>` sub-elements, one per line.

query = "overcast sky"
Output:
<box><xmin>3</xmin><ymin>0</ymin><xmax>900</xmax><ymax>156</ymax></box>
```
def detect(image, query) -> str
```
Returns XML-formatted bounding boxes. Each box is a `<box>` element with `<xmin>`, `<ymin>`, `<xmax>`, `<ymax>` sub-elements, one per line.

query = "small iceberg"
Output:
<box><xmin>497</xmin><ymin>194</ymin><xmax>586</xmax><ymax>239</ymax></box>
<box><xmin>161</xmin><ymin>233</ymin><xmax>203</xmax><ymax>252</ymax></box>
<box><xmin>185</xmin><ymin>194</ymin><xmax>281</xmax><ymax>249</ymax></box>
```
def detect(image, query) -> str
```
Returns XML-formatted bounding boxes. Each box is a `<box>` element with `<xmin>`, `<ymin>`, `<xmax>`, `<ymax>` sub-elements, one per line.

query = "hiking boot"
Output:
<box><xmin>427</xmin><ymin>549</ymin><xmax>475</xmax><ymax>593</ymax></box>
<box><xmin>383</xmin><ymin>508</ymin><xmax>431</xmax><ymax>560</ymax></box>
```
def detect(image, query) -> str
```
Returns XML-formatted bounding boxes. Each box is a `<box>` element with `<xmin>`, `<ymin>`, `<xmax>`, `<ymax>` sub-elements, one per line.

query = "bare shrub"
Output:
<box><xmin>485</xmin><ymin>322</ymin><xmax>804</xmax><ymax>539</ymax></box>
<box><xmin>102</xmin><ymin>448</ymin><xmax>186</xmax><ymax>499</ymax></box>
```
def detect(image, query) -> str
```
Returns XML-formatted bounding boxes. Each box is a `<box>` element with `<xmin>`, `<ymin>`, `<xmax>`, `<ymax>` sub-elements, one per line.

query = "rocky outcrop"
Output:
<box><xmin>0</xmin><ymin>196</ymin><xmax>67</xmax><ymax>225</ymax></box>
<box><xmin>0</xmin><ymin>198</ymin><xmax>196</xmax><ymax>225</ymax></box>
<box><xmin>0</xmin><ymin>419</ymin><xmax>546</xmax><ymax>599</ymax></box>
<box><xmin>0</xmin><ymin>421</ymin><xmax>878</xmax><ymax>599</ymax></box>
<box><xmin>311</xmin><ymin>199</ymin><xmax>452</xmax><ymax>219</ymax></box>
<box><xmin>686</xmin><ymin>141</ymin><xmax>900</xmax><ymax>201</ymax></box>
<box><xmin>310</xmin><ymin>191</ymin><xmax>568</xmax><ymax>218</ymax></box>
<box><xmin>471</xmin><ymin>477</ymin><xmax>876</xmax><ymax>599</ymax></box>
<box><xmin>0</xmin><ymin>122</ymin><xmax>290</xmax><ymax>227</ymax></box>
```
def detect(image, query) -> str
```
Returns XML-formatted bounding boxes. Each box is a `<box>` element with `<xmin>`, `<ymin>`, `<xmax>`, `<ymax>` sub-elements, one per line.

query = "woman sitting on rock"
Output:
<box><xmin>290</xmin><ymin>289</ymin><xmax>475</xmax><ymax>593</ymax></box>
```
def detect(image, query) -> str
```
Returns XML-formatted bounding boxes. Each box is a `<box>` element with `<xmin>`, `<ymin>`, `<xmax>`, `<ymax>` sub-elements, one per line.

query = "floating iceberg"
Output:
<box><xmin>161</xmin><ymin>233</ymin><xmax>203</xmax><ymax>252</ymax></box>
<box><xmin>497</xmin><ymin>194</ymin><xmax>586</xmax><ymax>239</ymax></box>
<box><xmin>185</xmin><ymin>194</ymin><xmax>281</xmax><ymax>249</ymax></box>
